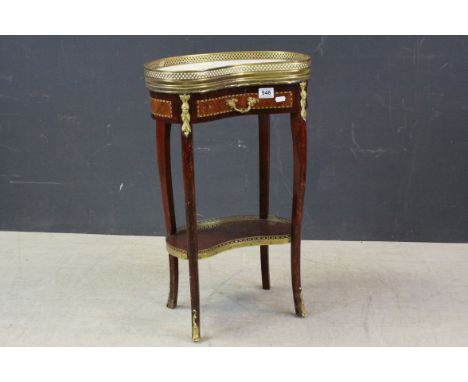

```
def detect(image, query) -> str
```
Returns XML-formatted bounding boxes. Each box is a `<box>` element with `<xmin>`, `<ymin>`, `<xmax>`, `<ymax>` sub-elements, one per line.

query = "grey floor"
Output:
<box><xmin>0</xmin><ymin>231</ymin><xmax>467</xmax><ymax>346</ymax></box>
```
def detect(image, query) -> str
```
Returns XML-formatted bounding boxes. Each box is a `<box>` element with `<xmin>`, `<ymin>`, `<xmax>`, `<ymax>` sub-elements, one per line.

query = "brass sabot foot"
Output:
<box><xmin>296</xmin><ymin>292</ymin><xmax>308</xmax><ymax>318</ymax></box>
<box><xmin>192</xmin><ymin>309</ymin><xmax>200</xmax><ymax>342</ymax></box>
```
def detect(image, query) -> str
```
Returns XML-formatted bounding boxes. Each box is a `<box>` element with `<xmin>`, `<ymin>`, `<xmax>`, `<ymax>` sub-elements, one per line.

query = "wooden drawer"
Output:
<box><xmin>196</xmin><ymin>90</ymin><xmax>294</xmax><ymax>119</ymax></box>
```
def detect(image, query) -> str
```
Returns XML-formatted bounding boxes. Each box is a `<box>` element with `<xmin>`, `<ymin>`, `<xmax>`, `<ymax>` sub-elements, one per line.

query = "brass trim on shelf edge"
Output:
<box><xmin>167</xmin><ymin>235</ymin><xmax>291</xmax><ymax>260</ymax></box>
<box><xmin>144</xmin><ymin>51</ymin><xmax>311</xmax><ymax>94</ymax></box>
<box><xmin>173</xmin><ymin>215</ymin><xmax>291</xmax><ymax>232</ymax></box>
<box><xmin>166</xmin><ymin>215</ymin><xmax>291</xmax><ymax>260</ymax></box>
<box><xmin>147</xmin><ymin>75</ymin><xmax>309</xmax><ymax>94</ymax></box>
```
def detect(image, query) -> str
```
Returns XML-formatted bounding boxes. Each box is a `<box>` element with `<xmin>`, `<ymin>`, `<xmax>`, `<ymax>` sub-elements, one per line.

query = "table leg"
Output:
<box><xmin>290</xmin><ymin>111</ymin><xmax>307</xmax><ymax>318</ymax></box>
<box><xmin>181</xmin><ymin>126</ymin><xmax>201</xmax><ymax>342</ymax></box>
<box><xmin>156</xmin><ymin>120</ymin><xmax>178</xmax><ymax>309</ymax></box>
<box><xmin>259</xmin><ymin>114</ymin><xmax>271</xmax><ymax>290</ymax></box>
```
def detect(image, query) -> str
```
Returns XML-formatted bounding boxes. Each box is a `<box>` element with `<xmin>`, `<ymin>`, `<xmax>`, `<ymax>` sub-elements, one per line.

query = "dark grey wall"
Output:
<box><xmin>0</xmin><ymin>36</ymin><xmax>467</xmax><ymax>242</ymax></box>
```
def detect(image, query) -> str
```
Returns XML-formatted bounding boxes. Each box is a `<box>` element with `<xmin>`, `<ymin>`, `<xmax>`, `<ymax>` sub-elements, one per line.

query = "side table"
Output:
<box><xmin>144</xmin><ymin>51</ymin><xmax>311</xmax><ymax>342</ymax></box>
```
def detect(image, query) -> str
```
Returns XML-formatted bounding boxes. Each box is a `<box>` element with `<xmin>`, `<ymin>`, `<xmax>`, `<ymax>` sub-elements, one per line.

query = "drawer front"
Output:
<box><xmin>196</xmin><ymin>91</ymin><xmax>293</xmax><ymax>119</ymax></box>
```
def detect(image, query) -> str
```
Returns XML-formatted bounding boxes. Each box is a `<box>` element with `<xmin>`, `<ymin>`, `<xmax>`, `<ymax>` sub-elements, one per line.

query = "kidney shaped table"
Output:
<box><xmin>143</xmin><ymin>51</ymin><xmax>311</xmax><ymax>342</ymax></box>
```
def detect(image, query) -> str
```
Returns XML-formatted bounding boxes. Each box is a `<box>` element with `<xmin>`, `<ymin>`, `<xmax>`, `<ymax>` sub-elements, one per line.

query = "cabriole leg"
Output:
<box><xmin>155</xmin><ymin>120</ymin><xmax>179</xmax><ymax>309</ymax></box>
<box><xmin>180</xmin><ymin>94</ymin><xmax>201</xmax><ymax>342</ymax></box>
<box><xmin>290</xmin><ymin>97</ymin><xmax>308</xmax><ymax>318</ymax></box>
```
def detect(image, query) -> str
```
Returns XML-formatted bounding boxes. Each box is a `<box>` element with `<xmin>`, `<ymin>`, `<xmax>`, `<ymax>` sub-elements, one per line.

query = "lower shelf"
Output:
<box><xmin>166</xmin><ymin>215</ymin><xmax>291</xmax><ymax>260</ymax></box>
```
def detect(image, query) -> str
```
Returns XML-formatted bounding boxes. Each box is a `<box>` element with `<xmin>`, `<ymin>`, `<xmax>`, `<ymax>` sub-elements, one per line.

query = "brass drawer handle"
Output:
<box><xmin>225</xmin><ymin>97</ymin><xmax>259</xmax><ymax>113</ymax></box>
